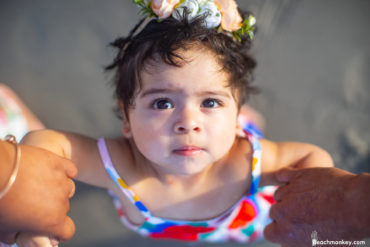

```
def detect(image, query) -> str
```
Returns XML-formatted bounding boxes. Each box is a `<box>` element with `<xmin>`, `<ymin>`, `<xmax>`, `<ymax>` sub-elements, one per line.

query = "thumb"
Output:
<box><xmin>63</xmin><ymin>158</ymin><xmax>78</xmax><ymax>179</ymax></box>
<box><xmin>275</xmin><ymin>167</ymin><xmax>301</xmax><ymax>183</ymax></box>
<box><xmin>48</xmin><ymin>216</ymin><xmax>75</xmax><ymax>242</ymax></box>
<box><xmin>263</xmin><ymin>221</ymin><xmax>285</xmax><ymax>244</ymax></box>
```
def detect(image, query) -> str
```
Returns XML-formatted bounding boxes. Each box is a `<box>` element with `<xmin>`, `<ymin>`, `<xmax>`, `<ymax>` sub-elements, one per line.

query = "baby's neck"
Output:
<box><xmin>153</xmin><ymin>164</ymin><xmax>215</xmax><ymax>193</ymax></box>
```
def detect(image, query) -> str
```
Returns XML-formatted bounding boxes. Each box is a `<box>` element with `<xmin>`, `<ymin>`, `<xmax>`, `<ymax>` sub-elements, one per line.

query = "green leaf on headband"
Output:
<box><xmin>232</xmin><ymin>15</ymin><xmax>256</xmax><ymax>41</ymax></box>
<box><xmin>133</xmin><ymin>0</ymin><xmax>156</xmax><ymax>17</ymax></box>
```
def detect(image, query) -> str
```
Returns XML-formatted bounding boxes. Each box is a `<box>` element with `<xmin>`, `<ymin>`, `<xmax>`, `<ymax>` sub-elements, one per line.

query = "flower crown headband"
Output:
<box><xmin>133</xmin><ymin>0</ymin><xmax>256</xmax><ymax>41</ymax></box>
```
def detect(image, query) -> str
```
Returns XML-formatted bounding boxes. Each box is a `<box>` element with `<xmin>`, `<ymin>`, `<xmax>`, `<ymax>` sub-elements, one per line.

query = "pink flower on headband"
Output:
<box><xmin>151</xmin><ymin>0</ymin><xmax>181</xmax><ymax>19</ymax></box>
<box><xmin>214</xmin><ymin>0</ymin><xmax>242</xmax><ymax>32</ymax></box>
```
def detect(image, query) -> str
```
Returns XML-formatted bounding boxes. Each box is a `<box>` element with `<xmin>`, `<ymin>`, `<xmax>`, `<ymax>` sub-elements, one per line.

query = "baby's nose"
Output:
<box><xmin>173</xmin><ymin>108</ymin><xmax>201</xmax><ymax>134</ymax></box>
<box><xmin>174</xmin><ymin>120</ymin><xmax>201</xmax><ymax>134</ymax></box>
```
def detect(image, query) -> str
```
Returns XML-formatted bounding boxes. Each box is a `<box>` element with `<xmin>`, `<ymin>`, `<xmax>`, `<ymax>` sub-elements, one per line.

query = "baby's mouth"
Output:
<box><xmin>173</xmin><ymin>146</ymin><xmax>203</xmax><ymax>156</ymax></box>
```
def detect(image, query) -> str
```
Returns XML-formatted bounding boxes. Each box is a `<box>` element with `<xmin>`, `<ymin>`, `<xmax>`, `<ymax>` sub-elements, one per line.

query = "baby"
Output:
<box><xmin>16</xmin><ymin>0</ymin><xmax>333</xmax><ymax>246</ymax></box>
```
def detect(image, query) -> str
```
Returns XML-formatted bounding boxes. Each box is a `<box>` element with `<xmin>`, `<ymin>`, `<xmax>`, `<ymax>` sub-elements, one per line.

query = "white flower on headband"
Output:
<box><xmin>198</xmin><ymin>1</ymin><xmax>222</xmax><ymax>29</ymax></box>
<box><xmin>133</xmin><ymin>0</ymin><xmax>256</xmax><ymax>41</ymax></box>
<box><xmin>172</xmin><ymin>0</ymin><xmax>199</xmax><ymax>20</ymax></box>
<box><xmin>172</xmin><ymin>0</ymin><xmax>223</xmax><ymax>29</ymax></box>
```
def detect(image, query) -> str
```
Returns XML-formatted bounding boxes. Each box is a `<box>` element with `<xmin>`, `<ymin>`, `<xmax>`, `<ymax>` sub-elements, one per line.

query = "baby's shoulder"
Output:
<box><xmin>222</xmin><ymin>137</ymin><xmax>255</xmax><ymax>177</ymax></box>
<box><xmin>232</xmin><ymin>136</ymin><xmax>277</xmax><ymax>174</ymax></box>
<box><xmin>103</xmin><ymin>137</ymin><xmax>134</xmax><ymax>163</ymax></box>
<box><xmin>102</xmin><ymin>137</ymin><xmax>138</xmax><ymax>179</ymax></box>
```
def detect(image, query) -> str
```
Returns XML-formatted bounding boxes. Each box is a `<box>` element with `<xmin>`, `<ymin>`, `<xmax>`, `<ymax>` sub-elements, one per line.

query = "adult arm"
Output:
<box><xmin>264</xmin><ymin>167</ymin><xmax>370</xmax><ymax>247</ymax></box>
<box><xmin>0</xmin><ymin>140</ymin><xmax>77</xmax><ymax>244</ymax></box>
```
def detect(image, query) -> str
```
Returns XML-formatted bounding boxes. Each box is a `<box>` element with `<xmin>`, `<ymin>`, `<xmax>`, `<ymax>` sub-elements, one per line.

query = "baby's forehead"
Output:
<box><xmin>132</xmin><ymin>46</ymin><xmax>241</xmax><ymax>100</ymax></box>
<box><xmin>142</xmin><ymin>52</ymin><xmax>228</xmax><ymax>82</ymax></box>
<box><xmin>137</xmin><ymin>64</ymin><xmax>234</xmax><ymax>102</ymax></box>
<box><xmin>142</xmin><ymin>47</ymin><xmax>225</xmax><ymax>75</ymax></box>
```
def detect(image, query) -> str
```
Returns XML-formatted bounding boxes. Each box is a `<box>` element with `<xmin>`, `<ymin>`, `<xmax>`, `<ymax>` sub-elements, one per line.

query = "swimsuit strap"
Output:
<box><xmin>246</xmin><ymin>130</ymin><xmax>262</xmax><ymax>194</ymax></box>
<box><xmin>97</xmin><ymin>138</ymin><xmax>152</xmax><ymax>218</ymax></box>
<box><xmin>238</xmin><ymin>117</ymin><xmax>263</xmax><ymax>195</ymax></box>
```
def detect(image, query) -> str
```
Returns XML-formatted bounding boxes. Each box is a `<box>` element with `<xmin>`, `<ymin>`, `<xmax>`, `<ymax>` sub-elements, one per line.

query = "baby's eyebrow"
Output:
<box><xmin>140</xmin><ymin>88</ymin><xmax>232</xmax><ymax>98</ymax></box>
<box><xmin>140</xmin><ymin>88</ymin><xmax>178</xmax><ymax>98</ymax></box>
<box><xmin>196</xmin><ymin>91</ymin><xmax>232</xmax><ymax>98</ymax></box>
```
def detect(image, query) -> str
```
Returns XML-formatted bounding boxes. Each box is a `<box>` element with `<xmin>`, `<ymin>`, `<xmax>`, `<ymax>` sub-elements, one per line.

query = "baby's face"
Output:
<box><xmin>124</xmin><ymin>48</ymin><xmax>239</xmax><ymax>176</ymax></box>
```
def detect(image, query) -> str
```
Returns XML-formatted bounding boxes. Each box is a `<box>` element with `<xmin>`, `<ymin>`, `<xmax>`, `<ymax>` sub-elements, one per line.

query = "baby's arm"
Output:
<box><xmin>259</xmin><ymin>139</ymin><xmax>334</xmax><ymax>186</ymax></box>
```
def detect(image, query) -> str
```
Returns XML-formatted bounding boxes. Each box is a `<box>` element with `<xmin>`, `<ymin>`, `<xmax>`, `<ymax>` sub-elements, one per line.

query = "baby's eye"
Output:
<box><xmin>201</xmin><ymin>98</ymin><xmax>222</xmax><ymax>108</ymax></box>
<box><xmin>152</xmin><ymin>98</ymin><xmax>174</xmax><ymax>110</ymax></box>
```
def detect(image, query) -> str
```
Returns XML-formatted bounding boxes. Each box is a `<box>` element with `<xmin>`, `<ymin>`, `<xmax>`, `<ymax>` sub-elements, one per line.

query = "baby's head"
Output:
<box><xmin>106</xmin><ymin>2</ymin><xmax>257</xmax><ymax>118</ymax></box>
<box><xmin>105</xmin><ymin>1</ymin><xmax>258</xmax><ymax>175</ymax></box>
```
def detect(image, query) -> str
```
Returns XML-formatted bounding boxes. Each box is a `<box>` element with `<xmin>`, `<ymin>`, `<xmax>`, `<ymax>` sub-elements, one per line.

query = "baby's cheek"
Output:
<box><xmin>134</xmin><ymin>134</ymin><xmax>166</xmax><ymax>159</ymax></box>
<box><xmin>212</xmin><ymin>124</ymin><xmax>237</xmax><ymax>151</ymax></box>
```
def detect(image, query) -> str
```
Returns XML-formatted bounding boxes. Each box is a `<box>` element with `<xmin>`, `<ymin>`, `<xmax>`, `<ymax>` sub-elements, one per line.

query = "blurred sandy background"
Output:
<box><xmin>1</xmin><ymin>0</ymin><xmax>369</xmax><ymax>246</ymax></box>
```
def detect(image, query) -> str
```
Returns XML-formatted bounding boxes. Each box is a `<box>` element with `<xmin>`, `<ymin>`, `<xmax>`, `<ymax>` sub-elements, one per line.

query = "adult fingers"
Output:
<box><xmin>275</xmin><ymin>167</ymin><xmax>301</xmax><ymax>183</ymax></box>
<box><xmin>264</xmin><ymin>221</ymin><xmax>284</xmax><ymax>243</ymax></box>
<box><xmin>264</xmin><ymin>221</ymin><xmax>299</xmax><ymax>247</ymax></box>
<box><xmin>63</xmin><ymin>159</ymin><xmax>78</xmax><ymax>179</ymax></box>
<box><xmin>60</xmin><ymin>169</ymin><xmax>76</xmax><ymax>199</ymax></box>
<box><xmin>269</xmin><ymin>202</ymin><xmax>285</xmax><ymax>223</ymax></box>
<box><xmin>269</xmin><ymin>200</ymin><xmax>295</xmax><ymax>224</ymax></box>
<box><xmin>0</xmin><ymin>232</ymin><xmax>17</xmax><ymax>245</ymax></box>
<box><xmin>48</xmin><ymin>216</ymin><xmax>75</xmax><ymax>242</ymax></box>
<box><xmin>274</xmin><ymin>184</ymin><xmax>291</xmax><ymax>202</ymax></box>
<box><xmin>68</xmin><ymin>179</ymin><xmax>76</xmax><ymax>199</ymax></box>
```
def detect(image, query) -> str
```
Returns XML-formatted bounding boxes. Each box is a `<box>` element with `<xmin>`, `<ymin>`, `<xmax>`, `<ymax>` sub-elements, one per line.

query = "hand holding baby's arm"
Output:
<box><xmin>259</xmin><ymin>139</ymin><xmax>334</xmax><ymax>185</ymax></box>
<box><xmin>16</xmin><ymin>130</ymin><xmax>111</xmax><ymax>246</ymax></box>
<box><xmin>21</xmin><ymin>129</ymin><xmax>110</xmax><ymax>187</ymax></box>
<box><xmin>13</xmin><ymin>131</ymin><xmax>74</xmax><ymax>247</ymax></box>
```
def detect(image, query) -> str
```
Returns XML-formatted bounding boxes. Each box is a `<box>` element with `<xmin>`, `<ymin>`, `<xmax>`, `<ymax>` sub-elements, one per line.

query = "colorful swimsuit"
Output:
<box><xmin>0</xmin><ymin>89</ymin><xmax>28</xmax><ymax>140</ymax></box>
<box><xmin>97</xmin><ymin>122</ymin><xmax>276</xmax><ymax>243</ymax></box>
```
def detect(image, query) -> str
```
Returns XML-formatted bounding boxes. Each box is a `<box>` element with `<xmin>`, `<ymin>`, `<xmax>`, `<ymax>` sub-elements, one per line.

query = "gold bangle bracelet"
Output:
<box><xmin>0</xmin><ymin>135</ymin><xmax>21</xmax><ymax>199</ymax></box>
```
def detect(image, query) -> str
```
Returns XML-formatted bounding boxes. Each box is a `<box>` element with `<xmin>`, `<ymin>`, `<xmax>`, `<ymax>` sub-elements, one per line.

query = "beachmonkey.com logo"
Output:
<box><xmin>311</xmin><ymin>230</ymin><xmax>319</xmax><ymax>246</ymax></box>
<box><xmin>311</xmin><ymin>230</ymin><xmax>366</xmax><ymax>246</ymax></box>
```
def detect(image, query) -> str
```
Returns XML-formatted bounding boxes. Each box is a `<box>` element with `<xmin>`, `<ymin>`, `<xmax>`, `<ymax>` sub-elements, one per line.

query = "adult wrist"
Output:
<box><xmin>0</xmin><ymin>141</ymin><xmax>14</xmax><ymax>183</ymax></box>
<box><xmin>0</xmin><ymin>135</ymin><xmax>21</xmax><ymax>199</ymax></box>
<box><xmin>0</xmin><ymin>141</ymin><xmax>15</xmax><ymax>190</ymax></box>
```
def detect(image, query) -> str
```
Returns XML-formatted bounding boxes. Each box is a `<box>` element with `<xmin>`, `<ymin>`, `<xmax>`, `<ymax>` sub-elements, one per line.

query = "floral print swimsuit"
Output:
<box><xmin>97</xmin><ymin>121</ymin><xmax>275</xmax><ymax>243</ymax></box>
<box><xmin>0</xmin><ymin>89</ymin><xmax>28</xmax><ymax>140</ymax></box>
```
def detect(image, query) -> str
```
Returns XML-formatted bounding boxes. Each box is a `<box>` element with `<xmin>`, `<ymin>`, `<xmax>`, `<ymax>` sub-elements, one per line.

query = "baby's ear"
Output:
<box><xmin>118</xmin><ymin>100</ymin><xmax>132</xmax><ymax>138</ymax></box>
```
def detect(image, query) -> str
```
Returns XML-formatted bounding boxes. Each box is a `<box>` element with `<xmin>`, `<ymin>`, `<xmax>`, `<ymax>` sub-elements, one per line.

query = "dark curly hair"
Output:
<box><xmin>106</xmin><ymin>10</ymin><xmax>257</xmax><ymax>118</ymax></box>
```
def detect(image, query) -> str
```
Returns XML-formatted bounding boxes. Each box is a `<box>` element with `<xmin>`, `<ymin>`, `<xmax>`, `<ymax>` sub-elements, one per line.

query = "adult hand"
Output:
<box><xmin>0</xmin><ymin>143</ymin><xmax>77</xmax><ymax>244</ymax></box>
<box><xmin>264</xmin><ymin>167</ymin><xmax>370</xmax><ymax>247</ymax></box>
